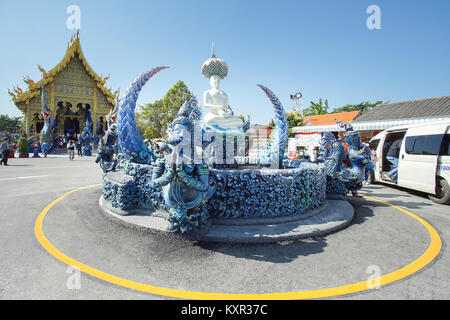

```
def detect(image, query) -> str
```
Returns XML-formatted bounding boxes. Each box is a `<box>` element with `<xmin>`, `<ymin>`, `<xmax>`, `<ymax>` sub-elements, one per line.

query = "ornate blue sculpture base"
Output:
<box><xmin>102</xmin><ymin>162</ymin><xmax>326</xmax><ymax>216</ymax></box>
<box><xmin>97</xmin><ymin>65</ymin><xmax>363</xmax><ymax>239</ymax></box>
<box><xmin>99</xmin><ymin>190</ymin><xmax>354</xmax><ymax>243</ymax></box>
<box><xmin>208</xmin><ymin>164</ymin><xmax>326</xmax><ymax>218</ymax></box>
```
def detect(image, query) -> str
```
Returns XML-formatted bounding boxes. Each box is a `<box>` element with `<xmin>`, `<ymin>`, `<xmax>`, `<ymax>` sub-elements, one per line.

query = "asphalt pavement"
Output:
<box><xmin>0</xmin><ymin>156</ymin><xmax>449</xmax><ymax>299</ymax></box>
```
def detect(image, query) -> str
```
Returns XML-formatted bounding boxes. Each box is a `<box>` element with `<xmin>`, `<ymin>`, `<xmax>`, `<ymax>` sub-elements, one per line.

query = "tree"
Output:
<box><xmin>332</xmin><ymin>101</ymin><xmax>384</xmax><ymax>114</ymax></box>
<box><xmin>304</xmin><ymin>98</ymin><xmax>329</xmax><ymax>116</ymax></box>
<box><xmin>0</xmin><ymin>114</ymin><xmax>24</xmax><ymax>133</ymax></box>
<box><xmin>17</xmin><ymin>137</ymin><xmax>29</xmax><ymax>154</ymax></box>
<box><xmin>136</xmin><ymin>81</ymin><xmax>192</xmax><ymax>140</ymax></box>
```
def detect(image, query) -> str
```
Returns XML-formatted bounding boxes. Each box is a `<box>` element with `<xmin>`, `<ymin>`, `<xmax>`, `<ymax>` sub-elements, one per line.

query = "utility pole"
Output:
<box><xmin>290</xmin><ymin>92</ymin><xmax>303</xmax><ymax>117</ymax></box>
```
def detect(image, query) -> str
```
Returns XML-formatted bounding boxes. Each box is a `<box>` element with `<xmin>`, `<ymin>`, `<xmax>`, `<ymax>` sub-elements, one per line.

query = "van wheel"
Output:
<box><xmin>429</xmin><ymin>178</ymin><xmax>450</xmax><ymax>205</ymax></box>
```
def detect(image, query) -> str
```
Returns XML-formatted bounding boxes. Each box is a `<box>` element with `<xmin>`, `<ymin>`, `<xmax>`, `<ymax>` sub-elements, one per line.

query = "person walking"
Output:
<box><xmin>1</xmin><ymin>138</ymin><xmax>10</xmax><ymax>166</ymax></box>
<box><xmin>76</xmin><ymin>139</ymin><xmax>82</xmax><ymax>157</ymax></box>
<box><xmin>41</xmin><ymin>141</ymin><xmax>50</xmax><ymax>158</ymax></box>
<box><xmin>67</xmin><ymin>140</ymin><xmax>75</xmax><ymax>160</ymax></box>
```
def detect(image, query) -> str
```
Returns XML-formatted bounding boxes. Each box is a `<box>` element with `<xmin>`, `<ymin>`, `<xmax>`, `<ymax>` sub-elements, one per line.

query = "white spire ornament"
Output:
<box><xmin>201</xmin><ymin>42</ymin><xmax>228</xmax><ymax>79</ymax></box>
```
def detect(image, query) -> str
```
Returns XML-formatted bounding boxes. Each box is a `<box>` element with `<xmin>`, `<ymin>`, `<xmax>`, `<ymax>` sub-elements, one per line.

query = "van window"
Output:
<box><xmin>369</xmin><ymin>139</ymin><xmax>380</xmax><ymax>151</ymax></box>
<box><xmin>405</xmin><ymin>134</ymin><xmax>444</xmax><ymax>155</ymax></box>
<box><xmin>440</xmin><ymin>134</ymin><xmax>450</xmax><ymax>156</ymax></box>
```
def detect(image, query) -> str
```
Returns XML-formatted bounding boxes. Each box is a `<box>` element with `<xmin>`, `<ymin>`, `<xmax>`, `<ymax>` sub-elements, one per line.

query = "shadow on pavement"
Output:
<box><xmin>196</xmin><ymin>237</ymin><xmax>328</xmax><ymax>263</ymax></box>
<box><xmin>346</xmin><ymin>197</ymin><xmax>375</xmax><ymax>226</ymax></box>
<box><xmin>360</xmin><ymin>184</ymin><xmax>434</xmax><ymax>209</ymax></box>
<box><xmin>2</xmin><ymin>164</ymin><xmax>32</xmax><ymax>167</ymax></box>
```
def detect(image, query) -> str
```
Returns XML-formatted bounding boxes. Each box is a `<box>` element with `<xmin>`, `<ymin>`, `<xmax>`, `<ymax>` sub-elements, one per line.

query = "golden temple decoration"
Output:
<box><xmin>8</xmin><ymin>89</ymin><xmax>16</xmax><ymax>99</ymax></box>
<box><xmin>23</xmin><ymin>76</ymin><xmax>35</xmax><ymax>89</ymax></box>
<box><xmin>11</xmin><ymin>32</ymin><xmax>115</xmax><ymax>106</ymax></box>
<box><xmin>13</xmin><ymin>86</ymin><xmax>23</xmax><ymax>98</ymax></box>
<box><xmin>38</xmin><ymin>64</ymin><xmax>47</xmax><ymax>76</ymax></box>
<box><xmin>50</xmin><ymin>82</ymin><xmax>55</xmax><ymax>112</ymax></box>
<box><xmin>93</xmin><ymin>87</ymin><xmax>98</xmax><ymax>113</ymax></box>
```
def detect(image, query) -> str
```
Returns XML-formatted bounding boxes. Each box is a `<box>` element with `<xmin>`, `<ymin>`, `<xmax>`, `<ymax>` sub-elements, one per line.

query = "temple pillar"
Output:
<box><xmin>49</xmin><ymin>83</ymin><xmax>56</xmax><ymax>115</ymax></box>
<box><xmin>92</xmin><ymin>87</ymin><xmax>98</xmax><ymax>135</ymax></box>
<box><xmin>24</xmin><ymin>107</ymin><xmax>30</xmax><ymax>138</ymax></box>
<box><xmin>26</xmin><ymin>107</ymin><xmax>32</xmax><ymax>137</ymax></box>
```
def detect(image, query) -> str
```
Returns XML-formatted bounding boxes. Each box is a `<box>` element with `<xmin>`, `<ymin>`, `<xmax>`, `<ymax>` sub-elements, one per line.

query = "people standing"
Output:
<box><xmin>41</xmin><ymin>141</ymin><xmax>50</xmax><ymax>158</ymax></box>
<box><xmin>1</xmin><ymin>138</ymin><xmax>10</xmax><ymax>166</ymax></box>
<box><xmin>67</xmin><ymin>140</ymin><xmax>75</xmax><ymax>160</ymax></box>
<box><xmin>363</xmin><ymin>142</ymin><xmax>374</xmax><ymax>185</ymax></box>
<box><xmin>76</xmin><ymin>139</ymin><xmax>82</xmax><ymax>157</ymax></box>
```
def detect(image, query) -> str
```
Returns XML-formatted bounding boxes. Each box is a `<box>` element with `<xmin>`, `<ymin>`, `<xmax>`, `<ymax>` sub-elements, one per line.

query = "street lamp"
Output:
<box><xmin>290</xmin><ymin>92</ymin><xmax>303</xmax><ymax>117</ymax></box>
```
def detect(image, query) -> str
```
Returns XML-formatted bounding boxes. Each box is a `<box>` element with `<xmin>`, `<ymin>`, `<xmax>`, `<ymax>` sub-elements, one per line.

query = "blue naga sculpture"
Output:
<box><xmin>95</xmin><ymin>123</ymin><xmax>119</xmax><ymax>173</ymax></box>
<box><xmin>319</xmin><ymin>122</ymin><xmax>372</xmax><ymax>196</ymax></box>
<box><xmin>149</xmin><ymin>96</ymin><xmax>216</xmax><ymax>233</ymax></box>
<box><xmin>117</xmin><ymin>67</ymin><xmax>167</xmax><ymax>164</ymax></box>
<box><xmin>100</xmin><ymin>64</ymin><xmax>327</xmax><ymax>235</ymax></box>
<box><xmin>80</xmin><ymin>119</ymin><xmax>94</xmax><ymax>156</ymax></box>
<box><xmin>257</xmin><ymin>84</ymin><xmax>288</xmax><ymax>168</ymax></box>
<box><xmin>39</xmin><ymin>85</ymin><xmax>53</xmax><ymax>156</ymax></box>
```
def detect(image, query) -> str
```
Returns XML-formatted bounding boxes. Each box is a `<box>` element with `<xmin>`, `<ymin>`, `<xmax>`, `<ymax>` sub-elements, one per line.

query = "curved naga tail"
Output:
<box><xmin>40</xmin><ymin>85</ymin><xmax>52</xmax><ymax>143</ymax></box>
<box><xmin>117</xmin><ymin>66</ymin><xmax>168</xmax><ymax>164</ymax></box>
<box><xmin>257</xmin><ymin>85</ymin><xmax>288</xmax><ymax>167</ymax></box>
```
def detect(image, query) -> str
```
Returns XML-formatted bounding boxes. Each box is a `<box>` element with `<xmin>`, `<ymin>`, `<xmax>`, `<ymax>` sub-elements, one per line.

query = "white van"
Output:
<box><xmin>369</xmin><ymin>121</ymin><xmax>450</xmax><ymax>204</ymax></box>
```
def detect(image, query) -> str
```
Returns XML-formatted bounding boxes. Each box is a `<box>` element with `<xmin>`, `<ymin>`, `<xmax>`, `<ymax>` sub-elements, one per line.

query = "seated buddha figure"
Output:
<box><xmin>201</xmin><ymin>47</ymin><xmax>243</xmax><ymax>131</ymax></box>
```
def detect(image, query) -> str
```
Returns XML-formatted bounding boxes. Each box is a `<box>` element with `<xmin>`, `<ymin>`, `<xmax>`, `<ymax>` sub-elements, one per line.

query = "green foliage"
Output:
<box><xmin>17</xmin><ymin>137</ymin><xmax>29</xmax><ymax>154</ymax></box>
<box><xmin>304</xmin><ymin>98</ymin><xmax>329</xmax><ymax>116</ymax></box>
<box><xmin>332</xmin><ymin>101</ymin><xmax>384</xmax><ymax>114</ymax></box>
<box><xmin>137</xmin><ymin>81</ymin><xmax>192</xmax><ymax>139</ymax></box>
<box><xmin>0</xmin><ymin>114</ymin><xmax>24</xmax><ymax>133</ymax></box>
<box><xmin>143</xmin><ymin>126</ymin><xmax>160</xmax><ymax>140</ymax></box>
<box><xmin>269</xmin><ymin>110</ymin><xmax>303</xmax><ymax>138</ymax></box>
<box><xmin>286</xmin><ymin>110</ymin><xmax>303</xmax><ymax>137</ymax></box>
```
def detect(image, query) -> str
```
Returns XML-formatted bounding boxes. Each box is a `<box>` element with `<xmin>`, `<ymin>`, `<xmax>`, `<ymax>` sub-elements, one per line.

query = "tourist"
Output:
<box><xmin>76</xmin><ymin>139</ymin><xmax>82</xmax><ymax>157</ymax></box>
<box><xmin>386</xmin><ymin>138</ymin><xmax>402</xmax><ymax>181</ymax></box>
<box><xmin>41</xmin><ymin>141</ymin><xmax>50</xmax><ymax>158</ymax></box>
<box><xmin>363</xmin><ymin>142</ymin><xmax>374</xmax><ymax>185</ymax></box>
<box><xmin>0</xmin><ymin>138</ymin><xmax>10</xmax><ymax>166</ymax></box>
<box><xmin>67</xmin><ymin>140</ymin><xmax>75</xmax><ymax>160</ymax></box>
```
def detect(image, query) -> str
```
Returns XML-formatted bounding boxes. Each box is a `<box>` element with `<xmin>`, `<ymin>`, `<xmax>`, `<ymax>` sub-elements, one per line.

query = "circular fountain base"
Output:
<box><xmin>99</xmin><ymin>196</ymin><xmax>354</xmax><ymax>243</ymax></box>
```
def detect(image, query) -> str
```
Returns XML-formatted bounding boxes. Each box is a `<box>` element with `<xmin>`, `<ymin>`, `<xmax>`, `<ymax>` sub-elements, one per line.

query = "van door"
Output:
<box><xmin>397</xmin><ymin>124</ymin><xmax>449</xmax><ymax>194</ymax></box>
<box><xmin>369</xmin><ymin>138</ymin><xmax>381</xmax><ymax>181</ymax></box>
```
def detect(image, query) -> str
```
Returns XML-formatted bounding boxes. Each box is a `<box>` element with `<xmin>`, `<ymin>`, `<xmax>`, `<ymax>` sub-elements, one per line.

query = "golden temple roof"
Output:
<box><xmin>9</xmin><ymin>32</ymin><xmax>116</xmax><ymax>106</ymax></box>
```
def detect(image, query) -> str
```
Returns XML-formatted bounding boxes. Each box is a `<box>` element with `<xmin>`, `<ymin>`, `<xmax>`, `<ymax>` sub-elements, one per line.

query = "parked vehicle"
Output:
<box><xmin>369</xmin><ymin>120</ymin><xmax>450</xmax><ymax>204</ymax></box>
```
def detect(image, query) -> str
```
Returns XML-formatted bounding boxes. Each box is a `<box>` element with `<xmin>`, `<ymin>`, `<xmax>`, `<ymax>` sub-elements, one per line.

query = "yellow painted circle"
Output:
<box><xmin>35</xmin><ymin>185</ymin><xmax>442</xmax><ymax>299</ymax></box>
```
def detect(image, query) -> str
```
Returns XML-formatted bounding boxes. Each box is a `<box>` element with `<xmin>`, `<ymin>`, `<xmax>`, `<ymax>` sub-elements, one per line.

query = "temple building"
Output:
<box><xmin>9</xmin><ymin>32</ymin><xmax>117</xmax><ymax>137</ymax></box>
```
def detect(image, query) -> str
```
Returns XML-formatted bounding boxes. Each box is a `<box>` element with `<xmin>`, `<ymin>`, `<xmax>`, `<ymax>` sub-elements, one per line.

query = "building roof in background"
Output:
<box><xmin>354</xmin><ymin>96</ymin><xmax>450</xmax><ymax>122</ymax></box>
<box><xmin>303</xmin><ymin>111</ymin><xmax>361</xmax><ymax>126</ymax></box>
<box><xmin>8</xmin><ymin>32</ymin><xmax>117</xmax><ymax>109</ymax></box>
<box><xmin>247</xmin><ymin>124</ymin><xmax>273</xmax><ymax>137</ymax></box>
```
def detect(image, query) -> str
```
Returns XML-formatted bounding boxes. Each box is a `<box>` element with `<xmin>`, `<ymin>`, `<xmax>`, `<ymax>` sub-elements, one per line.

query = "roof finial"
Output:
<box><xmin>211</xmin><ymin>41</ymin><xmax>216</xmax><ymax>58</ymax></box>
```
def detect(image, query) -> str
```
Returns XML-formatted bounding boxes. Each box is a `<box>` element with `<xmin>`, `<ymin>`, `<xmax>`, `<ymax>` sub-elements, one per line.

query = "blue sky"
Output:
<box><xmin>1</xmin><ymin>0</ymin><xmax>449</xmax><ymax>125</ymax></box>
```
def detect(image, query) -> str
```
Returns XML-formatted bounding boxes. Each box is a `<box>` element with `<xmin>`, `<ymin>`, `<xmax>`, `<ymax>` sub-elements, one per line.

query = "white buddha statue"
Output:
<box><xmin>201</xmin><ymin>45</ymin><xmax>243</xmax><ymax>131</ymax></box>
